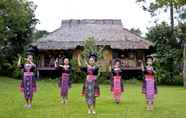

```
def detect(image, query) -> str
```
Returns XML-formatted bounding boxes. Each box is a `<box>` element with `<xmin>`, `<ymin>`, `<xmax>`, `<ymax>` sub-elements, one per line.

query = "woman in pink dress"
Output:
<box><xmin>141</xmin><ymin>56</ymin><xmax>157</xmax><ymax>111</ymax></box>
<box><xmin>111</xmin><ymin>59</ymin><xmax>124</xmax><ymax>104</ymax></box>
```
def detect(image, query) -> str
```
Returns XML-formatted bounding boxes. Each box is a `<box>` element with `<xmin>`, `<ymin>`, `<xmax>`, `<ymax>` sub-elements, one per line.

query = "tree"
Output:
<box><xmin>130</xmin><ymin>28</ymin><xmax>142</xmax><ymax>36</ymax></box>
<box><xmin>32</xmin><ymin>30</ymin><xmax>49</xmax><ymax>41</ymax></box>
<box><xmin>177</xmin><ymin>0</ymin><xmax>186</xmax><ymax>5</ymax></box>
<box><xmin>78</xmin><ymin>37</ymin><xmax>112</xmax><ymax>82</ymax></box>
<box><xmin>146</xmin><ymin>22</ymin><xmax>183</xmax><ymax>85</ymax></box>
<box><xmin>177</xmin><ymin>22</ymin><xmax>186</xmax><ymax>88</ymax></box>
<box><xmin>79</xmin><ymin>37</ymin><xmax>104</xmax><ymax>66</ymax></box>
<box><xmin>137</xmin><ymin>0</ymin><xmax>186</xmax><ymax>86</ymax></box>
<box><xmin>137</xmin><ymin>0</ymin><xmax>186</xmax><ymax>35</ymax></box>
<box><xmin>0</xmin><ymin>0</ymin><xmax>38</xmax><ymax>76</ymax></box>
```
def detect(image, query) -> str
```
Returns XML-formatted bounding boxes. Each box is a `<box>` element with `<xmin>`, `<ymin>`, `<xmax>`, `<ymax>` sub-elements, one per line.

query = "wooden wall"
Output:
<box><xmin>37</xmin><ymin>48</ymin><xmax>146</xmax><ymax>72</ymax></box>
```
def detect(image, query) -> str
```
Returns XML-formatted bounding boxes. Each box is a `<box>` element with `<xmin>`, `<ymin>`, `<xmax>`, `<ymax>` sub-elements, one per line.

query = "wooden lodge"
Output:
<box><xmin>32</xmin><ymin>19</ymin><xmax>153</xmax><ymax>76</ymax></box>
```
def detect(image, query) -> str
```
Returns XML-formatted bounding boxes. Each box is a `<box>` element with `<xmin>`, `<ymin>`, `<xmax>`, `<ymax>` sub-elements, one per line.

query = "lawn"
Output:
<box><xmin>0</xmin><ymin>77</ymin><xmax>186</xmax><ymax>118</ymax></box>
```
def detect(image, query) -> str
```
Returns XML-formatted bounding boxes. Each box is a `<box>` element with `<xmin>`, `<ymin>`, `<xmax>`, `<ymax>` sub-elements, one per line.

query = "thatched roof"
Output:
<box><xmin>34</xmin><ymin>19</ymin><xmax>153</xmax><ymax>50</ymax></box>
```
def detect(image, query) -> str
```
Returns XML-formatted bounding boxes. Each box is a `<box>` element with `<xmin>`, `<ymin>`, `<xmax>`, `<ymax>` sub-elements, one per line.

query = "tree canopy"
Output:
<box><xmin>0</xmin><ymin>0</ymin><xmax>38</xmax><ymax>76</ymax></box>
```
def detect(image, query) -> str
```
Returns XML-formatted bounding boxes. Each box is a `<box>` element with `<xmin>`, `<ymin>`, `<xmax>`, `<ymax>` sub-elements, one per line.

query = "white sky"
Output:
<box><xmin>30</xmin><ymin>0</ymin><xmax>170</xmax><ymax>34</ymax></box>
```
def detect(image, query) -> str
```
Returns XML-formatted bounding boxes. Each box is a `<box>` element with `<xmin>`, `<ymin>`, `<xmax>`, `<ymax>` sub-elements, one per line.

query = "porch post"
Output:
<box><xmin>41</xmin><ymin>54</ymin><xmax>45</xmax><ymax>68</ymax></box>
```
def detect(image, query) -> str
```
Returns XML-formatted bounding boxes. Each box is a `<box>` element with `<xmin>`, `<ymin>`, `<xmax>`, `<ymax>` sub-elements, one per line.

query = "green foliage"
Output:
<box><xmin>79</xmin><ymin>37</ymin><xmax>110</xmax><ymax>83</ymax></box>
<box><xmin>137</xmin><ymin>0</ymin><xmax>185</xmax><ymax>12</ymax></box>
<box><xmin>32</xmin><ymin>30</ymin><xmax>49</xmax><ymax>41</ymax></box>
<box><xmin>176</xmin><ymin>0</ymin><xmax>186</xmax><ymax>6</ymax></box>
<box><xmin>130</xmin><ymin>28</ymin><xmax>142</xmax><ymax>36</ymax></box>
<box><xmin>146</xmin><ymin>22</ymin><xmax>184</xmax><ymax>85</ymax></box>
<box><xmin>155</xmin><ymin>62</ymin><xmax>183</xmax><ymax>85</ymax></box>
<box><xmin>136</xmin><ymin>0</ymin><xmax>186</xmax><ymax>31</ymax></box>
<box><xmin>70</xmin><ymin>57</ymin><xmax>86</xmax><ymax>83</ymax></box>
<box><xmin>79</xmin><ymin>37</ymin><xmax>104</xmax><ymax>66</ymax></box>
<box><xmin>0</xmin><ymin>0</ymin><xmax>38</xmax><ymax>76</ymax></box>
<box><xmin>97</xmin><ymin>72</ymin><xmax>111</xmax><ymax>84</ymax></box>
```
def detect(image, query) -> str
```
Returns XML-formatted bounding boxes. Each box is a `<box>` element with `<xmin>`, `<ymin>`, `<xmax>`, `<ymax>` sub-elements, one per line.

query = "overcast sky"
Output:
<box><xmin>30</xmin><ymin>0</ymin><xmax>169</xmax><ymax>34</ymax></box>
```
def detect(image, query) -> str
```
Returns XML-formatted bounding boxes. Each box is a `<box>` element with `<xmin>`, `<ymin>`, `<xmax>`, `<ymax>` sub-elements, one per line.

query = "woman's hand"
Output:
<box><xmin>54</xmin><ymin>58</ymin><xmax>58</xmax><ymax>68</ymax></box>
<box><xmin>59</xmin><ymin>65</ymin><xmax>64</xmax><ymax>68</ymax></box>
<box><xmin>139</xmin><ymin>60</ymin><xmax>144</xmax><ymax>71</ymax></box>
<box><xmin>77</xmin><ymin>54</ymin><xmax>81</xmax><ymax>67</ymax></box>
<box><xmin>17</xmin><ymin>55</ymin><xmax>22</xmax><ymax>67</ymax></box>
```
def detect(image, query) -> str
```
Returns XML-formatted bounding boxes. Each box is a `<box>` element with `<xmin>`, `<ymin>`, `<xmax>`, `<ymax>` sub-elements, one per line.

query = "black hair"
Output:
<box><xmin>61</xmin><ymin>56</ymin><xmax>69</xmax><ymax>65</ymax></box>
<box><xmin>26</xmin><ymin>46</ymin><xmax>38</xmax><ymax>56</ymax></box>
<box><xmin>88</xmin><ymin>53</ymin><xmax>97</xmax><ymax>61</ymax></box>
<box><xmin>145</xmin><ymin>55</ymin><xmax>153</xmax><ymax>62</ymax></box>
<box><xmin>114</xmin><ymin>59</ymin><xmax>121</xmax><ymax>65</ymax></box>
<box><xmin>26</xmin><ymin>52</ymin><xmax>34</xmax><ymax>56</ymax></box>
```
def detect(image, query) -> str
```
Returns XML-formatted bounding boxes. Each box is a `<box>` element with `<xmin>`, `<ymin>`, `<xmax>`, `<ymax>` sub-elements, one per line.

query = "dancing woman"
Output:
<box><xmin>55</xmin><ymin>57</ymin><xmax>72</xmax><ymax>104</ymax></box>
<box><xmin>78</xmin><ymin>53</ymin><xmax>100</xmax><ymax>115</ymax></box>
<box><xmin>110</xmin><ymin>59</ymin><xmax>124</xmax><ymax>104</ymax></box>
<box><xmin>141</xmin><ymin>56</ymin><xmax>157</xmax><ymax>111</ymax></box>
<box><xmin>17</xmin><ymin>54</ymin><xmax>37</xmax><ymax>109</ymax></box>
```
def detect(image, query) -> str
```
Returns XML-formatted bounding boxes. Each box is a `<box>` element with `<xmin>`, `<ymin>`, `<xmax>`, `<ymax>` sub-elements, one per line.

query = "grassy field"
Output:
<box><xmin>0</xmin><ymin>77</ymin><xmax>186</xmax><ymax>118</ymax></box>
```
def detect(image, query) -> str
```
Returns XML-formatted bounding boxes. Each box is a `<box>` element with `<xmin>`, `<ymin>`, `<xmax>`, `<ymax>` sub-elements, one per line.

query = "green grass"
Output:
<box><xmin>0</xmin><ymin>77</ymin><xmax>186</xmax><ymax>118</ymax></box>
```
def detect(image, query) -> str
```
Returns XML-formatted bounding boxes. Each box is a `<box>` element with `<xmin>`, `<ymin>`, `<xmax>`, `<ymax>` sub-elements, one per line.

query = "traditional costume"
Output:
<box><xmin>19</xmin><ymin>63</ymin><xmax>37</xmax><ymax>100</ymax></box>
<box><xmin>142</xmin><ymin>66</ymin><xmax>157</xmax><ymax>104</ymax></box>
<box><xmin>81</xmin><ymin>66</ymin><xmax>100</xmax><ymax>105</ymax></box>
<box><xmin>57</xmin><ymin>65</ymin><xmax>72</xmax><ymax>99</ymax></box>
<box><xmin>111</xmin><ymin>67</ymin><xmax>124</xmax><ymax>103</ymax></box>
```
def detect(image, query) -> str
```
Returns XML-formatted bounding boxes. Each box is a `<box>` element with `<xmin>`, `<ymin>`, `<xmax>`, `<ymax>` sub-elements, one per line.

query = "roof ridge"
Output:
<box><xmin>61</xmin><ymin>19</ymin><xmax>122</xmax><ymax>26</ymax></box>
<box><xmin>34</xmin><ymin>20</ymin><xmax>153</xmax><ymax>50</ymax></box>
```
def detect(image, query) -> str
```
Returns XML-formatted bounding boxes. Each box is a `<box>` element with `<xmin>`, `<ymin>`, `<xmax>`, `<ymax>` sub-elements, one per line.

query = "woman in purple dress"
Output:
<box><xmin>78</xmin><ymin>54</ymin><xmax>100</xmax><ymax>115</ymax></box>
<box><xmin>111</xmin><ymin>59</ymin><xmax>124</xmax><ymax>104</ymax></box>
<box><xmin>55</xmin><ymin>58</ymin><xmax>72</xmax><ymax>104</ymax></box>
<box><xmin>17</xmin><ymin>54</ymin><xmax>37</xmax><ymax>109</ymax></box>
<box><xmin>141</xmin><ymin>56</ymin><xmax>157</xmax><ymax>111</ymax></box>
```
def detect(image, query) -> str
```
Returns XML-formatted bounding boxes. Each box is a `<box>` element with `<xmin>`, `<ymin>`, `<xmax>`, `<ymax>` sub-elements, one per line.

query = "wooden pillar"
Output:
<box><xmin>183</xmin><ymin>44</ymin><xmax>186</xmax><ymax>88</ymax></box>
<box><xmin>41</xmin><ymin>54</ymin><xmax>45</xmax><ymax>67</ymax></box>
<box><xmin>37</xmin><ymin>70</ymin><xmax>40</xmax><ymax>79</ymax></box>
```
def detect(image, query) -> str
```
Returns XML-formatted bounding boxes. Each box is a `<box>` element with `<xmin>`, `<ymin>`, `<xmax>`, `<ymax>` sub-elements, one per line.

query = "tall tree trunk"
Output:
<box><xmin>169</xmin><ymin>0</ymin><xmax>177</xmax><ymax>48</ymax></box>
<box><xmin>169</xmin><ymin>0</ymin><xmax>175</xmax><ymax>80</ymax></box>
<box><xmin>170</xmin><ymin>0</ymin><xmax>174</xmax><ymax>33</ymax></box>
<box><xmin>183</xmin><ymin>44</ymin><xmax>186</xmax><ymax>88</ymax></box>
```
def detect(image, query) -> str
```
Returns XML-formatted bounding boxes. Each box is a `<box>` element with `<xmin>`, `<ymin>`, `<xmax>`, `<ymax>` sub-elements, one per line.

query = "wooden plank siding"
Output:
<box><xmin>36</xmin><ymin>48</ymin><xmax>145</xmax><ymax>72</ymax></box>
